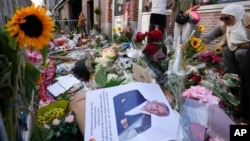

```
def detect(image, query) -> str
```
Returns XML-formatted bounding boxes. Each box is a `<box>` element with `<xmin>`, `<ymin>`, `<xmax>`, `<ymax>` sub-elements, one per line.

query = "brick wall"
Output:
<box><xmin>105</xmin><ymin>0</ymin><xmax>112</xmax><ymax>23</ymax></box>
<box><xmin>130</xmin><ymin>0</ymin><xmax>139</xmax><ymax>21</ymax></box>
<box><xmin>166</xmin><ymin>9</ymin><xmax>250</xmax><ymax>47</ymax></box>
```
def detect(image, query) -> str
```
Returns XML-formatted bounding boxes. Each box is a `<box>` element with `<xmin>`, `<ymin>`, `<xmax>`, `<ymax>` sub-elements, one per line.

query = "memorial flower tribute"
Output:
<box><xmin>0</xmin><ymin>4</ymin><xmax>54</xmax><ymax>141</ymax></box>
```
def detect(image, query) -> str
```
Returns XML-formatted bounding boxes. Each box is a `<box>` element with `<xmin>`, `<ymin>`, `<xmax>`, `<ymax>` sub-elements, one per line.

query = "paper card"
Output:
<box><xmin>84</xmin><ymin>82</ymin><xmax>183</xmax><ymax>141</ymax></box>
<box><xmin>132</xmin><ymin>63</ymin><xmax>152</xmax><ymax>83</ymax></box>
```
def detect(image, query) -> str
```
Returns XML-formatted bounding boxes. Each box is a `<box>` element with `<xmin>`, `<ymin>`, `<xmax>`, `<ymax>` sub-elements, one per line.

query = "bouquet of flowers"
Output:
<box><xmin>34</xmin><ymin>111</ymin><xmax>82</xmax><ymax>141</ymax></box>
<box><xmin>112</xmin><ymin>26</ymin><xmax>133</xmax><ymax>43</ymax></box>
<box><xmin>182</xmin><ymin>33</ymin><xmax>207</xmax><ymax>67</ymax></box>
<box><xmin>198</xmin><ymin>51</ymin><xmax>223</xmax><ymax>68</ymax></box>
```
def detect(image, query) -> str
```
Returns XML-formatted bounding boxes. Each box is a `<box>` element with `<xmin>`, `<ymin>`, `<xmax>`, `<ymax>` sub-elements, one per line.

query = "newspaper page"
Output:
<box><xmin>85</xmin><ymin>82</ymin><xmax>183</xmax><ymax>141</ymax></box>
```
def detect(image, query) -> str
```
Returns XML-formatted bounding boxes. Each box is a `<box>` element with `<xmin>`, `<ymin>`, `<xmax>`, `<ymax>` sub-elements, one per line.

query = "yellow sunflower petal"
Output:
<box><xmin>198</xmin><ymin>24</ymin><xmax>205</xmax><ymax>32</ymax></box>
<box><xmin>191</xmin><ymin>37</ymin><xmax>202</xmax><ymax>48</ymax></box>
<box><xmin>5</xmin><ymin>4</ymin><xmax>54</xmax><ymax>51</ymax></box>
<box><xmin>214</xmin><ymin>45</ymin><xmax>222</xmax><ymax>54</ymax></box>
<box><xmin>197</xmin><ymin>45</ymin><xmax>207</xmax><ymax>52</ymax></box>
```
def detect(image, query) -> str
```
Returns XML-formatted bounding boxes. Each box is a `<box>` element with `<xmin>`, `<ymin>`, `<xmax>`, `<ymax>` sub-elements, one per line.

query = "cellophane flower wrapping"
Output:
<box><xmin>181</xmin><ymin>98</ymin><xmax>210</xmax><ymax>141</ymax></box>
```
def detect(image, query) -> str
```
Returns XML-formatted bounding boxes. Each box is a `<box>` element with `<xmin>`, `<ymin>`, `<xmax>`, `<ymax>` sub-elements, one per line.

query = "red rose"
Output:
<box><xmin>190</xmin><ymin>74</ymin><xmax>202</xmax><ymax>84</ymax></box>
<box><xmin>135</xmin><ymin>32</ymin><xmax>147</xmax><ymax>42</ymax></box>
<box><xmin>218</xmin><ymin>100</ymin><xmax>227</xmax><ymax>108</ymax></box>
<box><xmin>144</xmin><ymin>43</ymin><xmax>159</xmax><ymax>56</ymax></box>
<box><xmin>148</xmin><ymin>29</ymin><xmax>163</xmax><ymax>42</ymax></box>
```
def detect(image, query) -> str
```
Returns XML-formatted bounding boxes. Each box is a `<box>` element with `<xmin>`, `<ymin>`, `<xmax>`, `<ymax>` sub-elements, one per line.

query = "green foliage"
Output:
<box><xmin>0</xmin><ymin>55</ymin><xmax>12</xmax><ymax>86</ymax></box>
<box><xmin>112</xmin><ymin>29</ymin><xmax>132</xmax><ymax>43</ymax></box>
<box><xmin>32</xmin><ymin>124</ymin><xmax>51</xmax><ymax>141</ymax></box>
<box><xmin>95</xmin><ymin>70</ymin><xmax>126</xmax><ymax>88</ymax></box>
<box><xmin>23</xmin><ymin>62</ymin><xmax>41</xmax><ymax>102</ymax></box>
<box><xmin>46</xmin><ymin>112</ymin><xmax>82</xmax><ymax>141</ymax></box>
<box><xmin>94</xmin><ymin>70</ymin><xmax>108</xmax><ymax>87</ymax></box>
<box><xmin>40</xmin><ymin>46</ymin><xmax>48</xmax><ymax>65</ymax></box>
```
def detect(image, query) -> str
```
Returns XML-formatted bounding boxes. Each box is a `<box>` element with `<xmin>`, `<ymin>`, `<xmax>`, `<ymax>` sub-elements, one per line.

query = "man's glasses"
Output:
<box><xmin>219</xmin><ymin>16</ymin><xmax>231</xmax><ymax>21</ymax></box>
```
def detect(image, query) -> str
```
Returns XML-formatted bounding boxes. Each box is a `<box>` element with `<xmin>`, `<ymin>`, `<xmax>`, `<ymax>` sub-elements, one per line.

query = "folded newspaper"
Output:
<box><xmin>85</xmin><ymin>82</ymin><xmax>183</xmax><ymax>141</ymax></box>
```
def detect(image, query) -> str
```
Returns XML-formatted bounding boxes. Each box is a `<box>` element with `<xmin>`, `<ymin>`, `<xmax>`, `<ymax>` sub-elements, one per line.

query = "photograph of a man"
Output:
<box><xmin>113</xmin><ymin>89</ymin><xmax>170</xmax><ymax>140</ymax></box>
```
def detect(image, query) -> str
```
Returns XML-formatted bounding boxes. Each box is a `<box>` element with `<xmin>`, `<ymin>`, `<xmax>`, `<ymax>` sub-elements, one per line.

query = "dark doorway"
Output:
<box><xmin>70</xmin><ymin>0</ymin><xmax>82</xmax><ymax>20</ymax></box>
<box><xmin>87</xmin><ymin>0</ymin><xmax>94</xmax><ymax>30</ymax></box>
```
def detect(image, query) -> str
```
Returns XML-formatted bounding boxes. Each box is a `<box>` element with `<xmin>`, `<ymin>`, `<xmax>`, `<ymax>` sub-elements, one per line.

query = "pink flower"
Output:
<box><xmin>43</xmin><ymin>124</ymin><xmax>50</xmax><ymax>129</ymax></box>
<box><xmin>26</xmin><ymin>49</ymin><xmax>42</xmax><ymax>65</ymax></box>
<box><xmin>65</xmin><ymin>115</ymin><xmax>74</xmax><ymax>123</ymax></box>
<box><xmin>182</xmin><ymin>85</ymin><xmax>219</xmax><ymax>104</ymax></box>
<box><xmin>52</xmin><ymin>118</ymin><xmax>61</xmax><ymax>126</ymax></box>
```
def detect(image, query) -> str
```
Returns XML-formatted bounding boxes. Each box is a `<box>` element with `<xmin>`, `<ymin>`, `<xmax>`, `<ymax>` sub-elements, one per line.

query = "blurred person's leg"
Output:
<box><xmin>235</xmin><ymin>48</ymin><xmax>248</xmax><ymax>70</ymax></box>
<box><xmin>222</xmin><ymin>47</ymin><xmax>240</xmax><ymax>74</ymax></box>
<box><xmin>173</xmin><ymin>22</ymin><xmax>182</xmax><ymax>48</ymax></box>
<box><xmin>181</xmin><ymin>22</ymin><xmax>191</xmax><ymax>44</ymax></box>
<box><xmin>240</xmin><ymin>44</ymin><xmax>250</xmax><ymax>122</ymax></box>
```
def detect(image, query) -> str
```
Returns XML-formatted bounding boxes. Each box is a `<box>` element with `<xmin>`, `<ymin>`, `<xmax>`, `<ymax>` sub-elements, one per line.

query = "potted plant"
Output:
<box><xmin>94</xmin><ymin>7</ymin><xmax>101</xmax><ymax>15</ymax></box>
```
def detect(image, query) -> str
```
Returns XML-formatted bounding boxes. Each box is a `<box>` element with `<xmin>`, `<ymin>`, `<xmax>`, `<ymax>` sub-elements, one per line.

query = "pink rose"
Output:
<box><xmin>65</xmin><ymin>115</ymin><xmax>74</xmax><ymax>123</ymax></box>
<box><xmin>52</xmin><ymin>118</ymin><xmax>61</xmax><ymax>126</ymax></box>
<box><xmin>43</xmin><ymin>124</ymin><xmax>50</xmax><ymax>129</ymax></box>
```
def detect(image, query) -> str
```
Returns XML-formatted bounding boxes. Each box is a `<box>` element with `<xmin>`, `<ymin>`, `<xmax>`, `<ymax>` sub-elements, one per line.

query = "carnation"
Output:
<box><xmin>182</xmin><ymin>85</ymin><xmax>219</xmax><ymax>104</ymax></box>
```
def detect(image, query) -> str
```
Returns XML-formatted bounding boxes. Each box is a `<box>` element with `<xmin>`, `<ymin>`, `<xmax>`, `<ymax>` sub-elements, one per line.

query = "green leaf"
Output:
<box><xmin>94</xmin><ymin>70</ymin><xmax>107</xmax><ymax>87</ymax></box>
<box><xmin>0</xmin><ymin>55</ymin><xmax>12</xmax><ymax>86</ymax></box>
<box><xmin>8</xmin><ymin>35</ymin><xmax>17</xmax><ymax>50</ymax></box>
<box><xmin>45</xmin><ymin>130</ymin><xmax>54</xmax><ymax>141</ymax></box>
<box><xmin>40</xmin><ymin>46</ymin><xmax>48</xmax><ymax>66</ymax></box>
<box><xmin>23</xmin><ymin>62</ymin><xmax>41</xmax><ymax>103</ymax></box>
<box><xmin>105</xmin><ymin>78</ymin><xmax>126</xmax><ymax>88</ymax></box>
<box><xmin>31</xmin><ymin>124</ymin><xmax>51</xmax><ymax>141</ymax></box>
<box><xmin>71</xmin><ymin>127</ymin><xmax>78</xmax><ymax>134</ymax></box>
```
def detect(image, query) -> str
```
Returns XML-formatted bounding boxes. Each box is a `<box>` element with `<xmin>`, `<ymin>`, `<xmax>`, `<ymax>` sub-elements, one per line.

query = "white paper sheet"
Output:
<box><xmin>47</xmin><ymin>74</ymin><xmax>80</xmax><ymax>97</ymax></box>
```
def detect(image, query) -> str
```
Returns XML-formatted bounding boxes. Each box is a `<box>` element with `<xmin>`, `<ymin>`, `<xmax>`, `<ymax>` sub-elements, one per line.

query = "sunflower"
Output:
<box><xmin>198</xmin><ymin>24</ymin><xmax>205</xmax><ymax>32</ymax></box>
<box><xmin>6</xmin><ymin>4</ymin><xmax>54</xmax><ymax>50</ymax></box>
<box><xmin>190</xmin><ymin>37</ymin><xmax>202</xmax><ymax>49</ymax></box>
<box><xmin>197</xmin><ymin>45</ymin><xmax>207</xmax><ymax>52</ymax></box>
<box><xmin>112</xmin><ymin>27</ymin><xmax>116</xmax><ymax>32</ymax></box>
<box><xmin>214</xmin><ymin>45</ymin><xmax>222</xmax><ymax>55</ymax></box>
<box><xmin>117</xmin><ymin>26</ymin><xmax>122</xmax><ymax>32</ymax></box>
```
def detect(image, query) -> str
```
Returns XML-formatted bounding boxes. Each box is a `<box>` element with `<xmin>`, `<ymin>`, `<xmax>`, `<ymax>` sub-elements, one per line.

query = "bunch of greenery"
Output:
<box><xmin>112</xmin><ymin>26</ymin><xmax>133</xmax><ymax>43</ymax></box>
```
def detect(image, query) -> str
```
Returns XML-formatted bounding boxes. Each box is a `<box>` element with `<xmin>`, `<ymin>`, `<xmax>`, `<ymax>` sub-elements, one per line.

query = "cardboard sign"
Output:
<box><xmin>132</xmin><ymin>63</ymin><xmax>153</xmax><ymax>83</ymax></box>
